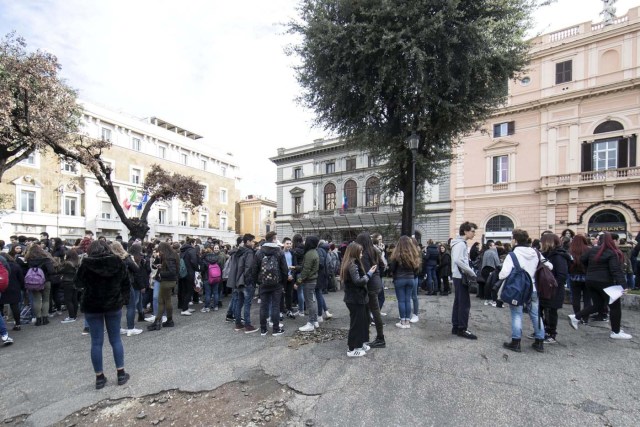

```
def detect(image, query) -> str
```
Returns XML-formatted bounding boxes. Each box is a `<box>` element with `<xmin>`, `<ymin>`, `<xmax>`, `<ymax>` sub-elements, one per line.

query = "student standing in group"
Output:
<box><xmin>355</xmin><ymin>233</ymin><xmax>386</xmax><ymax>347</ymax></box>
<box><xmin>282</xmin><ymin>237</ymin><xmax>297</xmax><ymax>319</ymax></box>
<box><xmin>437</xmin><ymin>244</ymin><xmax>451</xmax><ymax>296</ymax></box>
<box><xmin>76</xmin><ymin>240</ymin><xmax>130</xmax><ymax>389</ymax></box>
<box><xmin>110</xmin><ymin>242</ymin><xmax>144</xmax><ymax>337</ymax></box>
<box><xmin>537</xmin><ymin>233</ymin><xmax>570</xmax><ymax>344</ymax></box>
<box><xmin>297</xmin><ymin>236</ymin><xmax>320</xmax><ymax>332</ymax></box>
<box><xmin>342</xmin><ymin>242</ymin><xmax>377</xmax><ymax>357</ymax></box>
<box><xmin>568</xmin><ymin>232</ymin><xmax>631</xmax><ymax>340</ymax></box>
<box><xmin>59</xmin><ymin>250</ymin><xmax>80</xmax><ymax>324</ymax></box>
<box><xmin>231</xmin><ymin>234</ymin><xmax>258</xmax><ymax>334</ymax></box>
<box><xmin>147</xmin><ymin>243</ymin><xmax>179</xmax><ymax>331</ymax></box>
<box><xmin>291</xmin><ymin>234</ymin><xmax>306</xmax><ymax>316</ymax></box>
<box><xmin>178</xmin><ymin>237</ymin><xmax>199</xmax><ymax>316</ymax></box>
<box><xmin>389</xmin><ymin>236</ymin><xmax>422</xmax><ymax>329</ymax></box>
<box><xmin>450</xmin><ymin>222</ymin><xmax>479</xmax><ymax>340</ymax></box>
<box><xmin>24</xmin><ymin>244</ymin><xmax>56</xmax><ymax>326</ymax></box>
<box><xmin>0</xmin><ymin>253</ymin><xmax>22</xmax><ymax>332</ymax></box>
<box><xmin>568</xmin><ymin>234</ymin><xmax>591</xmax><ymax>322</ymax></box>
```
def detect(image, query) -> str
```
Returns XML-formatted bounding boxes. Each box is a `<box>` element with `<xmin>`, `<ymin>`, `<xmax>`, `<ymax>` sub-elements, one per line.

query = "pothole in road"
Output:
<box><xmin>287</xmin><ymin>327</ymin><xmax>348</xmax><ymax>349</ymax></box>
<box><xmin>50</xmin><ymin>370</ymin><xmax>298</xmax><ymax>427</ymax></box>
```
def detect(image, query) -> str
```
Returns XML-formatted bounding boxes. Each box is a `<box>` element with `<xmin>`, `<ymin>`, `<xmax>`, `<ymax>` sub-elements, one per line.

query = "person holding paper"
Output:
<box><xmin>568</xmin><ymin>232</ymin><xmax>631</xmax><ymax>340</ymax></box>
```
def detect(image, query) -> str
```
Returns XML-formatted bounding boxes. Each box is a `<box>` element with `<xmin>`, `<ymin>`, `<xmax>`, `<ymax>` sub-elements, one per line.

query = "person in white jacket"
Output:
<box><xmin>499</xmin><ymin>228</ymin><xmax>553</xmax><ymax>353</ymax></box>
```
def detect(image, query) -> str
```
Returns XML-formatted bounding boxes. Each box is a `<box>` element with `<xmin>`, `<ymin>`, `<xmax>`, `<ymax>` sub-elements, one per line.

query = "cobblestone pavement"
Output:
<box><xmin>2</xmin><ymin>283</ymin><xmax>639</xmax><ymax>426</ymax></box>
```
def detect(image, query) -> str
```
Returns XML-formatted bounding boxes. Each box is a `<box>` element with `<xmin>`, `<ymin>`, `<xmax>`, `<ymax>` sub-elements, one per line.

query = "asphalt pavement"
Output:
<box><xmin>1</xmin><ymin>282</ymin><xmax>639</xmax><ymax>426</ymax></box>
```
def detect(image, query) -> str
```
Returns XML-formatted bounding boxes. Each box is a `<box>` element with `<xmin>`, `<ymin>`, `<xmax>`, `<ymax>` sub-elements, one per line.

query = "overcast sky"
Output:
<box><xmin>1</xmin><ymin>0</ymin><xmax>637</xmax><ymax>200</ymax></box>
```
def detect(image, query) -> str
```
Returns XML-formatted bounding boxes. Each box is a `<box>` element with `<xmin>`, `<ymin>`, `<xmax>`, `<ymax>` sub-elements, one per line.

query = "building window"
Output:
<box><xmin>131</xmin><ymin>137</ymin><xmax>141</xmax><ymax>151</ymax></box>
<box><xmin>131</xmin><ymin>168</ymin><xmax>142</xmax><ymax>184</ymax></box>
<box><xmin>326</xmin><ymin>162</ymin><xmax>335</xmax><ymax>174</ymax></box>
<box><xmin>220</xmin><ymin>165</ymin><xmax>227</xmax><ymax>177</ymax></box>
<box><xmin>180</xmin><ymin>212</ymin><xmax>188</xmax><ymax>227</ymax></box>
<box><xmin>486</xmin><ymin>215</ymin><xmax>514</xmax><ymax>232</ymax></box>
<box><xmin>346</xmin><ymin>158</ymin><xmax>356</xmax><ymax>171</ymax></box>
<box><xmin>220</xmin><ymin>188</ymin><xmax>228</xmax><ymax>204</ymax></box>
<box><xmin>324</xmin><ymin>183</ymin><xmax>336</xmax><ymax>210</ymax></box>
<box><xmin>365</xmin><ymin>177</ymin><xmax>380</xmax><ymax>207</ymax></box>
<box><xmin>201</xmin><ymin>159</ymin><xmax>207</xmax><ymax>170</ymax></box>
<box><xmin>294</xmin><ymin>167</ymin><xmax>302</xmax><ymax>179</ymax></box>
<box><xmin>101</xmin><ymin>201</ymin><xmax>112</xmax><ymax>219</ymax></box>
<box><xmin>61</xmin><ymin>160</ymin><xmax>77</xmax><ymax>174</ymax></box>
<box><xmin>555</xmin><ymin>60</ymin><xmax>572</xmax><ymax>84</ymax></box>
<box><xmin>158</xmin><ymin>209</ymin><xmax>167</xmax><ymax>224</ymax></box>
<box><xmin>220</xmin><ymin>216</ymin><xmax>228</xmax><ymax>231</ymax></box>
<box><xmin>266</xmin><ymin>224</ymin><xmax>271</xmax><ymax>234</ymax></box>
<box><xmin>22</xmin><ymin>152</ymin><xmax>36</xmax><ymax>165</ymax></box>
<box><xmin>581</xmin><ymin>121</ymin><xmax>636</xmax><ymax>172</ymax></box>
<box><xmin>181</xmin><ymin>153</ymin><xmax>188</xmax><ymax>165</ymax></box>
<box><xmin>101</xmin><ymin>128</ymin><xmax>112</xmax><ymax>142</ymax></box>
<box><xmin>64</xmin><ymin>197</ymin><xmax>77</xmax><ymax>216</ymax></box>
<box><xmin>293</xmin><ymin>196</ymin><xmax>303</xmax><ymax>214</ymax></box>
<box><xmin>492</xmin><ymin>155</ymin><xmax>509</xmax><ymax>184</ymax></box>
<box><xmin>158</xmin><ymin>146</ymin><xmax>166</xmax><ymax>159</ymax></box>
<box><xmin>368</xmin><ymin>156</ymin><xmax>378</xmax><ymax>167</ymax></box>
<box><xmin>493</xmin><ymin>121</ymin><xmax>515</xmax><ymax>138</ymax></box>
<box><xmin>200</xmin><ymin>214</ymin><xmax>208</xmax><ymax>229</ymax></box>
<box><xmin>20</xmin><ymin>190</ymin><xmax>35</xmax><ymax>212</ymax></box>
<box><xmin>344</xmin><ymin>179</ymin><xmax>358</xmax><ymax>209</ymax></box>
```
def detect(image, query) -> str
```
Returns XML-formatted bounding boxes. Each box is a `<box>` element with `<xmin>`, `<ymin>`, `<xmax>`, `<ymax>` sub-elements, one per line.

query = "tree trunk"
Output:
<box><xmin>125</xmin><ymin>218</ymin><xmax>150</xmax><ymax>241</ymax></box>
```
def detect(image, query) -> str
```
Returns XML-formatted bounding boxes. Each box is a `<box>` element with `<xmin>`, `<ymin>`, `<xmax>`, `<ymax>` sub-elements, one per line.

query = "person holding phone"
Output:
<box><xmin>389</xmin><ymin>236</ymin><xmax>422</xmax><ymax>329</ymax></box>
<box><xmin>341</xmin><ymin>242</ymin><xmax>377</xmax><ymax>357</ymax></box>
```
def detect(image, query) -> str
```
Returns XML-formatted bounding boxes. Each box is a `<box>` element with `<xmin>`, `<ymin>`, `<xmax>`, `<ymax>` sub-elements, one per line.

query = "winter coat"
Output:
<box><xmin>0</xmin><ymin>259</ymin><xmax>23</xmax><ymax>304</ymax></box>
<box><xmin>180</xmin><ymin>244</ymin><xmax>199</xmax><ymax>274</ymax></box>
<box><xmin>438</xmin><ymin>251</ymin><xmax>451</xmax><ymax>277</ymax></box>
<box><xmin>251</xmin><ymin>243</ymin><xmax>288</xmax><ymax>289</ymax></box>
<box><xmin>156</xmin><ymin>255</ymin><xmax>179</xmax><ymax>282</ymax></box>
<box><xmin>389</xmin><ymin>259</ymin><xmax>420</xmax><ymax>280</ymax></box>
<box><xmin>540</xmin><ymin>248</ymin><xmax>571</xmax><ymax>309</ymax></box>
<box><xmin>123</xmin><ymin>255</ymin><xmax>146</xmax><ymax>290</ymax></box>
<box><xmin>316</xmin><ymin>243</ymin><xmax>329</xmax><ymax>290</ymax></box>
<box><xmin>51</xmin><ymin>245</ymin><xmax>67</xmax><ymax>260</ymax></box>
<box><xmin>619</xmin><ymin>244</ymin><xmax>634</xmax><ymax>274</ymax></box>
<box><xmin>297</xmin><ymin>249</ymin><xmax>319</xmax><ymax>284</ymax></box>
<box><xmin>77</xmin><ymin>254</ymin><xmax>130</xmax><ymax>313</ymax></box>
<box><xmin>361</xmin><ymin>249</ymin><xmax>384</xmax><ymax>293</ymax></box>
<box><xmin>580</xmin><ymin>247</ymin><xmax>626</xmax><ymax>288</ymax></box>
<box><xmin>58</xmin><ymin>261</ymin><xmax>78</xmax><ymax>288</ymax></box>
<box><xmin>227</xmin><ymin>246</ymin><xmax>256</xmax><ymax>289</ymax></box>
<box><xmin>200</xmin><ymin>252</ymin><xmax>225</xmax><ymax>282</ymax></box>
<box><xmin>425</xmin><ymin>245</ymin><xmax>439</xmax><ymax>267</ymax></box>
<box><xmin>342</xmin><ymin>260</ymin><xmax>370</xmax><ymax>305</ymax></box>
<box><xmin>499</xmin><ymin>246</ymin><xmax>553</xmax><ymax>292</ymax></box>
<box><xmin>26</xmin><ymin>257</ymin><xmax>56</xmax><ymax>281</ymax></box>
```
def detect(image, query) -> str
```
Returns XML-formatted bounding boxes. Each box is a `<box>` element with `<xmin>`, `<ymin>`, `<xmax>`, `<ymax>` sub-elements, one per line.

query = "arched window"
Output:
<box><xmin>485</xmin><ymin>215</ymin><xmax>514</xmax><ymax>232</ymax></box>
<box><xmin>365</xmin><ymin>176</ymin><xmax>380</xmax><ymax>207</ymax></box>
<box><xmin>344</xmin><ymin>180</ymin><xmax>358</xmax><ymax>209</ymax></box>
<box><xmin>588</xmin><ymin>209</ymin><xmax>625</xmax><ymax>224</ymax></box>
<box><xmin>594</xmin><ymin>120</ymin><xmax>624</xmax><ymax>134</ymax></box>
<box><xmin>324</xmin><ymin>183</ymin><xmax>336</xmax><ymax>210</ymax></box>
<box><xmin>588</xmin><ymin>209</ymin><xmax>627</xmax><ymax>235</ymax></box>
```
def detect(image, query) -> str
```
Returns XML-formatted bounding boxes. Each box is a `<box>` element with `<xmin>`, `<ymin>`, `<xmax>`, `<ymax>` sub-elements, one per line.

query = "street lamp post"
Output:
<box><xmin>406</xmin><ymin>131</ymin><xmax>420</xmax><ymax>236</ymax></box>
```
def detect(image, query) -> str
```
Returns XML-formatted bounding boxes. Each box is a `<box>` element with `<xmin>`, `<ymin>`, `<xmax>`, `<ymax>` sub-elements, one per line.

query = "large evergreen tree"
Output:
<box><xmin>289</xmin><ymin>0</ymin><xmax>539</xmax><ymax>235</ymax></box>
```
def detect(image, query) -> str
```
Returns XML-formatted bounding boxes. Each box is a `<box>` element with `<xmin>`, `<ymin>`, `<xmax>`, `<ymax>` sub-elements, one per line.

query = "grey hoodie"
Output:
<box><xmin>451</xmin><ymin>236</ymin><xmax>476</xmax><ymax>279</ymax></box>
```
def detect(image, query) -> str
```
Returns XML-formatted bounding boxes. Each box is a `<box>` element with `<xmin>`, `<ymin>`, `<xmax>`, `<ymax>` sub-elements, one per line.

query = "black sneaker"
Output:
<box><xmin>95</xmin><ymin>375</ymin><xmax>107</xmax><ymax>390</ymax></box>
<box><xmin>457</xmin><ymin>330</ymin><xmax>478</xmax><ymax>340</ymax></box>
<box><xmin>451</xmin><ymin>327</ymin><xmax>458</xmax><ymax>335</ymax></box>
<box><xmin>286</xmin><ymin>311</ymin><xmax>296</xmax><ymax>319</ymax></box>
<box><xmin>162</xmin><ymin>319</ymin><xmax>175</xmax><ymax>327</ymax></box>
<box><xmin>225</xmin><ymin>314</ymin><xmax>235</xmax><ymax>322</ymax></box>
<box><xmin>82</xmin><ymin>327</ymin><xmax>90</xmax><ymax>335</ymax></box>
<box><xmin>261</xmin><ymin>327</ymin><xmax>268</xmax><ymax>336</ymax></box>
<box><xmin>272</xmin><ymin>328</ymin><xmax>285</xmax><ymax>337</ymax></box>
<box><xmin>117</xmin><ymin>372</ymin><xmax>130</xmax><ymax>386</ymax></box>
<box><xmin>368</xmin><ymin>338</ymin><xmax>386</xmax><ymax>348</ymax></box>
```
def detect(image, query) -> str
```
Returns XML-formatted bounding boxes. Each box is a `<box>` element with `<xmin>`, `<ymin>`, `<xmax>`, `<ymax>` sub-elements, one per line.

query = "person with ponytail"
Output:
<box><xmin>568</xmin><ymin>232</ymin><xmax>630</xmax><ymax>339</ymax></box>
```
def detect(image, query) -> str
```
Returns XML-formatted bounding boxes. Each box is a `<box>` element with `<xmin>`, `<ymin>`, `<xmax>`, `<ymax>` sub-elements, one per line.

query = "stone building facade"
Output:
<box><xmin>452</xmin><ymin>7</ymin><xmax>640</xmax><ymax>242</ymax></box>
<box><xmin>271</xmin><ymin>138</ymin><xmax>451</xmax><ymax>244</ymax></box>
<box><xmin>0</xmin><ymin>101</ymin><xmax>241</xmax><ymax>243</ymax></box>
<box><xmin>237</xmin><ymin>195</ymin><xmax>277</xmax><ymax>241</ymax></box>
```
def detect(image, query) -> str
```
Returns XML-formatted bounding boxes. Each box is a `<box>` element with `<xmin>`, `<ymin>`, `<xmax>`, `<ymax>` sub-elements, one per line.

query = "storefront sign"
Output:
<box><xmin>587</xmin><ymin>222</ymin><xmax>627</xmax><ymax>233</ymax></box>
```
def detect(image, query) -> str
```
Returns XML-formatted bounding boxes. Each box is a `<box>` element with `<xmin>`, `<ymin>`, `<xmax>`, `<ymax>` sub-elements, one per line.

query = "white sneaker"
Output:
<box><xmin>299</xmin><ymin>322</ymin><xmax>315</xmax><ymax>332</ymax></box>
<box><xmin>484</xmin><ymin>300</ymin><xmax>491</xmax><ymax>306</ymax></box>
<box><xmin>610</xmin><ymin>330</ymin><xmax>632</xmax><ymax>340</ymax></box>
<box><xmin>162</xmin><ymin>316</ymin><xmax>167</xmax><ymax>323</ymax></box>
<box><xmin>188</xmin><ymin>308</ymin><xmax>196</xmax><ymax>313</ymax></box>
<box><xmin>314</xmin><ymin>321</ymin><xmax>320</xmax><ymax>328</ymax></box>
<box><xmin>267</xmin><ymin>320</ymin><xmax>284</xmax><ymax>328</ymax></box>
<box><xmin>317</xmin><ymin>316</ymin><xmax>324</xmax><ymax>323</ymax></box>
<box><xmin>347</xmin><ymin>349</ymin><xmax>366</xmax><ymax>357</ymax></box>
<box><xmin>360</xmin><ymin>343</ymin><xmax>371</xmax><ymax>351</ymax></box>
<box><xmin>324</xmin><ymin>310</ymin><xmax>333</xmax><ymax>319</ymax></box>
<box><xmin>126</xmin><ymin>328</ymin><xmax>143</xmax><ymax>336</ymax></box>
<box><xmin>1</xmin><ymin>335</ymin><xmax>13</xmax><ymax>345</ymax></box>
<box><xmin>120</xmin><ymin>328</ymin><xmax>127</xmax><ymax>335</ymax></box>
<box><xmin>380</xmin><ymin>312</ymin><xmax>388</xmax><ymax>316</ymax></box>
<box><xmin>395</xmin><ymin>322</ymin><xmax>405</xmax><ymax>329</ymax></box>
<box><xmin>188</xmin><ymin>301</ymin><xmax>194</xmax><ymax>306</ymax></box>
<box><xmin>410</xmin><ymin>314</ymin><xmax>419</xmax><ymax>323</ymax></box>
<box><xmin>200</xmin><ymin>307</ymin><xmax>210</xmax><ymax>313</ymax></box>
<box><xmin>145</xmin><ymin>316</ymin><xmax>156</xmax><ymax>323</ymax></box>
<box><xmin>568</xmin><ymin>314</ymin><xmax>579</xmax><ymax>331</ymax></box>
<box><xmin>181</xmin><ymin>310</ymin><xmax>192</xmax><ymax>316</ymax></box>
<box><xmin>61</xmin><ymin>317</ymin><xmax>77</xmax><ymax>324</ymax></box>
<box><xmin>489</xmin><ymin>301</ymin><xmax>497</xmax><ymax>307</ymax></box>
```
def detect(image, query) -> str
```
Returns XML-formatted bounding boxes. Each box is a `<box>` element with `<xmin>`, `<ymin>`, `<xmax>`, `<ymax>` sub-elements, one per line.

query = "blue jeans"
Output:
<box><xmin>412</xmin><ymin>278</ymin><xmax>419</xmax><ymax>315</ymax></box>
<box><xmin>235</xmin><ymin>284</ymin><xmax>256</xmax><ymax>327</ymax></box>
<box><xmin>394</xmin><ymin>278</ymin><xmax>414</xmax><ymax>320</ymax></box>
<box><xmin>85</xmin><ymin>309</ymin><xmax>125</xmax><ymax>373</ymax></box>
<box><xmin>153</xmin><ymin>280</ymin><xmax>160</xmax><ymax>316</ymax></box>
<box><xmin>204</xmin><ymin>282</ymin><xmax>220</xmax><ymax>309</ymax></box>
<box><xmin>296</xmin><ymin>284</ymin><xmax>305</xmax><ymax>312</ymax></box>
<box><xmin>509</xmin><ymin>292</ymin><xmax>544</xmax><ymax>340</ymax></box>
<box><xmin>625</xmin><ymin>273</ymin><xmax>634</xmax><ymax>290</ymax></box>
<box><xmin>425</xmin><ymin>265</ymin><xmax>438</xmax><ymax>292</ymax></box>
<box><xmin>227</xmin><ymin>288</ymin><xmax>238</xmax><ymax>317</ymax></box>
<box><xmin>0</xmin><ymin>312</ymin><xmax>7</xmax><ymax>336</ymax></box>
<box><xmin>315</xmin><ymin>288</ymin><xmax>327</xmax><ymax>314</ymax></box>
<box><xmin>126</xmin><ymin>287</ymin><xmax>142</xmax><ymax>330</ymax></box>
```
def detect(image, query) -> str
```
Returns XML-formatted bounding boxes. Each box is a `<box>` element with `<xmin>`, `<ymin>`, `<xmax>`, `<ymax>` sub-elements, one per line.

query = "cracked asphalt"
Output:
<box><xmin>2</xmin><ymin>282</ymin><xmax>640</xmax><ymax>426</ymax></box>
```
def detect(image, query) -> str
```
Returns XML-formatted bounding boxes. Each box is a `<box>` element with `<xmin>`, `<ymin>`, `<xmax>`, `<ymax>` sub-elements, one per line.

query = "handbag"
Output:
<box><xmin>194</xmin><ymin>271</ymin><xmax>203</xmax><ymax>294</ymax></box>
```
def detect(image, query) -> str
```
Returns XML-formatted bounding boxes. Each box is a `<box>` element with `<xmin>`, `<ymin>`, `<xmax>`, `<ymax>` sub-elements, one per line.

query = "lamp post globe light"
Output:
<box><xmin>406</xmin><ymin>131</ymin><xmax>420</xmax><ymax>237</ymax></box>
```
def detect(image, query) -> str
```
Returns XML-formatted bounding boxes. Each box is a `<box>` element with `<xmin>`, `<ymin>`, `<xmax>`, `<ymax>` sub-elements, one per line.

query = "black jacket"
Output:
<box><xmin>342</xmin><ymin>260</ymin><xmax>369</xmax><ymax>305</ymax></box>
<box><xmin>252</xmin><ymin>243</ymin><xmax>288</xmax><ymax>289</ymax></box>
<box><xmin>361</xmin><ymin>249</ymin><xmax>384</xmax><ymax>293</ymax></box>
<box><xmin>227</xmin><ymin>246</ymin><xmax>255</xmax><ymax>288</ymax></box>
<box><xmin>180</xmin><ymin>244</ymin><xmax>199</xmax><ymax>272</ymax></box>
<box><xmin>0</xmin><ymin>259</ymin><xmax>23</xmax><ymax>304</ymax></box>
<box><xmin>26</xmin><ymin>257</ymin><xmax>56</xmax><ymax>281</ymax></box>
<box><xmin>541</xmin><ymin>248</ymin><xmax>571</xmax><ymax>309</ymax></box>
<box><xmin>156</xmin><ymin>255</ymin><xmax>179</xmax><ymax>282</ymax></box>
<box><xmin>581</xmin><ymin>247</ymin><xmax>626</xmax><ymax>287</ymax></box>
<box><xmin>200</xmin><ymin>252</ymin><xmax>225</xmax><ymax>281</ymax></box>
<box><xmin>78</xmin><ymin>254</ymin><xmax>129</xmax><ymax>313</ymax></box>
<box><xmin>438</xmin><ymin>252</ymin><xmax>451</xmax><ymax>277</ymax></box>
<box><xmin>123</xmin><ymin>255</ymin><xmax>146</xmax><ymax>290</ymax></box>
<box><xmin>316</xmin><ymin>243</ymin><xmax>329</xmax><ymax>290</ymax></box>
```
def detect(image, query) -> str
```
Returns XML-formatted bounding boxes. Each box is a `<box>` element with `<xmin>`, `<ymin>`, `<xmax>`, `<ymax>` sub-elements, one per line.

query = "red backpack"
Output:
<box><xmin>208</xmin><ymin>263</ymin><xmax>222</xmax><ymax>285</ymax></box>
<box><xmin>0</xmin><ymin>262</ymin><xmax>9</xmax><ymax>293</ymax></box>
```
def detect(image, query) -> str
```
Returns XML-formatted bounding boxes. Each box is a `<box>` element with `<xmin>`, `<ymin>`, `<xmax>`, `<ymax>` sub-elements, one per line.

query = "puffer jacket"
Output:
<box><xmin>77</xmin><ymin>254</ymin><xmax>129</xmax><ymax>313</ymax></box>
<box><xmin>580</xmin><ymin>247</ymin><xmax>626</xmax><ymax>288</ymax></box>
<box><xmin>342</xmin><ymin>260</ymin><xmax>370</xmax><ymax>305</ymax></box>
<box><xmin>541</xmin><ymin>248</ymin><xmax>571</xmax><ymax>309</ymax></box>
<box><xmin>297</xmin><ymin>249</ymin><xmax>319</xmax><ymax>284</ymax></box>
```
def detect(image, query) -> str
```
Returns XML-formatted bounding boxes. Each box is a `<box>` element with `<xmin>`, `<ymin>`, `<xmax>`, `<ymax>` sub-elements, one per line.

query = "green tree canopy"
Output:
<box><xmin>289</xmin><ymin>0</ymin><xmax>539</xmax><ymax>234</ymax></box>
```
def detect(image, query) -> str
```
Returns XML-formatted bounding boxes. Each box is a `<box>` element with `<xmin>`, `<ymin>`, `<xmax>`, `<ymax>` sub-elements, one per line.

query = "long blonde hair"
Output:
<box><xmin>110</xmin><ymin>242</ymin><xmax>129</xmax><ymax>260</ymax></box>
<box><xmin>390</xmin><ymin>236</ymin><xmax>421</xmax><ymax>270</ymax></box>
<box><xmin>340</xmin><ymin>242</ymin><xmax>365</xmax><ymax>279</ymax></box>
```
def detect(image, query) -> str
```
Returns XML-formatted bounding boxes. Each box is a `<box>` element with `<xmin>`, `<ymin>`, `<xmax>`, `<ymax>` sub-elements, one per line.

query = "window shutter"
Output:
<box><xmin>493</xmin><ymin>124</ymin><xmax>499</xmax><ymax>138</ymax></box>
<box><xmin>630</xmin><ymin>135</ymin><xmax>637</xmax><ymax>168</ymax></box>
<box><xmin>618</xmin><ymin>138</ymin><xmax>629</xmax><ymax>169</ymax></box>
<box><xmin>492</xmin><ymin>157</ymin><xmax>499</xmax><ymax>184</ymax></box>
<box><xmin>581</xmin><ymin>142</ymin><xmax>592</xmax><ymax>172</ymax></box>
<box><xmin>566</xmin><ymin>61</ymin><xmax>572</xmax><ymax>82</ymax></box>
<box><xmin>507</xmin><ymin>121</ymin><xmax>515</xmax><ymax>135</ymax></box>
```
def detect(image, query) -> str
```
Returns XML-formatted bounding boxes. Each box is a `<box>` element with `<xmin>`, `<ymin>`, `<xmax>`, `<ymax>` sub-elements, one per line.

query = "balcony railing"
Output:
<box><xmin>492</xmin><ymin>183</ymin><xmax>509</xmax><ymax>191</ymax></box>
<box><xmin>541</xmin><ymin>167</ymin><xmax>640</xmax><ymax>188</ymax></box>
<box><xmin>304</xmin><ymin>205</ymin><xmax>401</xmax><ymax>218</ymax></box>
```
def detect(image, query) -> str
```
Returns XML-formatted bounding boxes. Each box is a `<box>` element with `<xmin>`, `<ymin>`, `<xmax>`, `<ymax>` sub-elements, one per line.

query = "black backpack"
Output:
<box><xmin>258</xmin><ymin>253</ymin><xmax>281</xmax><ymax>286</ymax></box>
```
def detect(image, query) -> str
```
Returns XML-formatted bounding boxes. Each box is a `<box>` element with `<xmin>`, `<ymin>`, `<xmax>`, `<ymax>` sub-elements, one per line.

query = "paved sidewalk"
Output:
<box><xmin>1</xmin><ymin>287</ymin><xmax>639</xmax><ymax>426</ymax></box>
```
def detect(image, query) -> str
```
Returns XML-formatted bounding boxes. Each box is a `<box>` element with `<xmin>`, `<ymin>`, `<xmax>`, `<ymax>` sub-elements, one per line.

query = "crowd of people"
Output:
<box><xmin>0</xmin><ymin>223</ymin><xmax>637</xmax><ymax>387</ymax></box>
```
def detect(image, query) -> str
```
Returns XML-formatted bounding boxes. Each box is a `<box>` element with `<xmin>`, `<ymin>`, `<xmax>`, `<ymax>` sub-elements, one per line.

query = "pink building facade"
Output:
<box><xmin>452</xmin><ymin>7</ymin><xmax>640</xmax><ymax>242</ymax></box>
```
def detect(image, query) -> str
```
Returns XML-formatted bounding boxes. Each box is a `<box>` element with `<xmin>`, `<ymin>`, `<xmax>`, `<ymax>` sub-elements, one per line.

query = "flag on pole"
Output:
<box><xmin>123</xmin><ymin>197</ymin><xmax>131</xmax><ymax>210</ymax></box>
<box><xmin>342</xmin><ymin>193</ymin><xmax>348</xmax><ymax>210</ymax></box>
<box><xmin>141</xmin><ymin>192</ymin><xmax>149</xmax><ymax>203</ymax></box>
<box><xmin>130</xmin><ymin>188</ymin><xmax>138</xmax><ymax>203</ymax></box>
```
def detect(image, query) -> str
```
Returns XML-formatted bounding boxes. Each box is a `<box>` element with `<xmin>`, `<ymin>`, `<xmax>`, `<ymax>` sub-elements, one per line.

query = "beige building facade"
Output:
<box><xmin>452</xmin><ymin>7</ymin><xmax>640</xmax><ymax>243</ymax></box>
<box><xmin>237</xmin><ymin>195</ymin><xmax>277</xmax><ymax>240</ymax></box>
<box><xmin>0</xmin><ymin>102</ymin><xmax>241</xmax><ymax>244</ymax></box>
